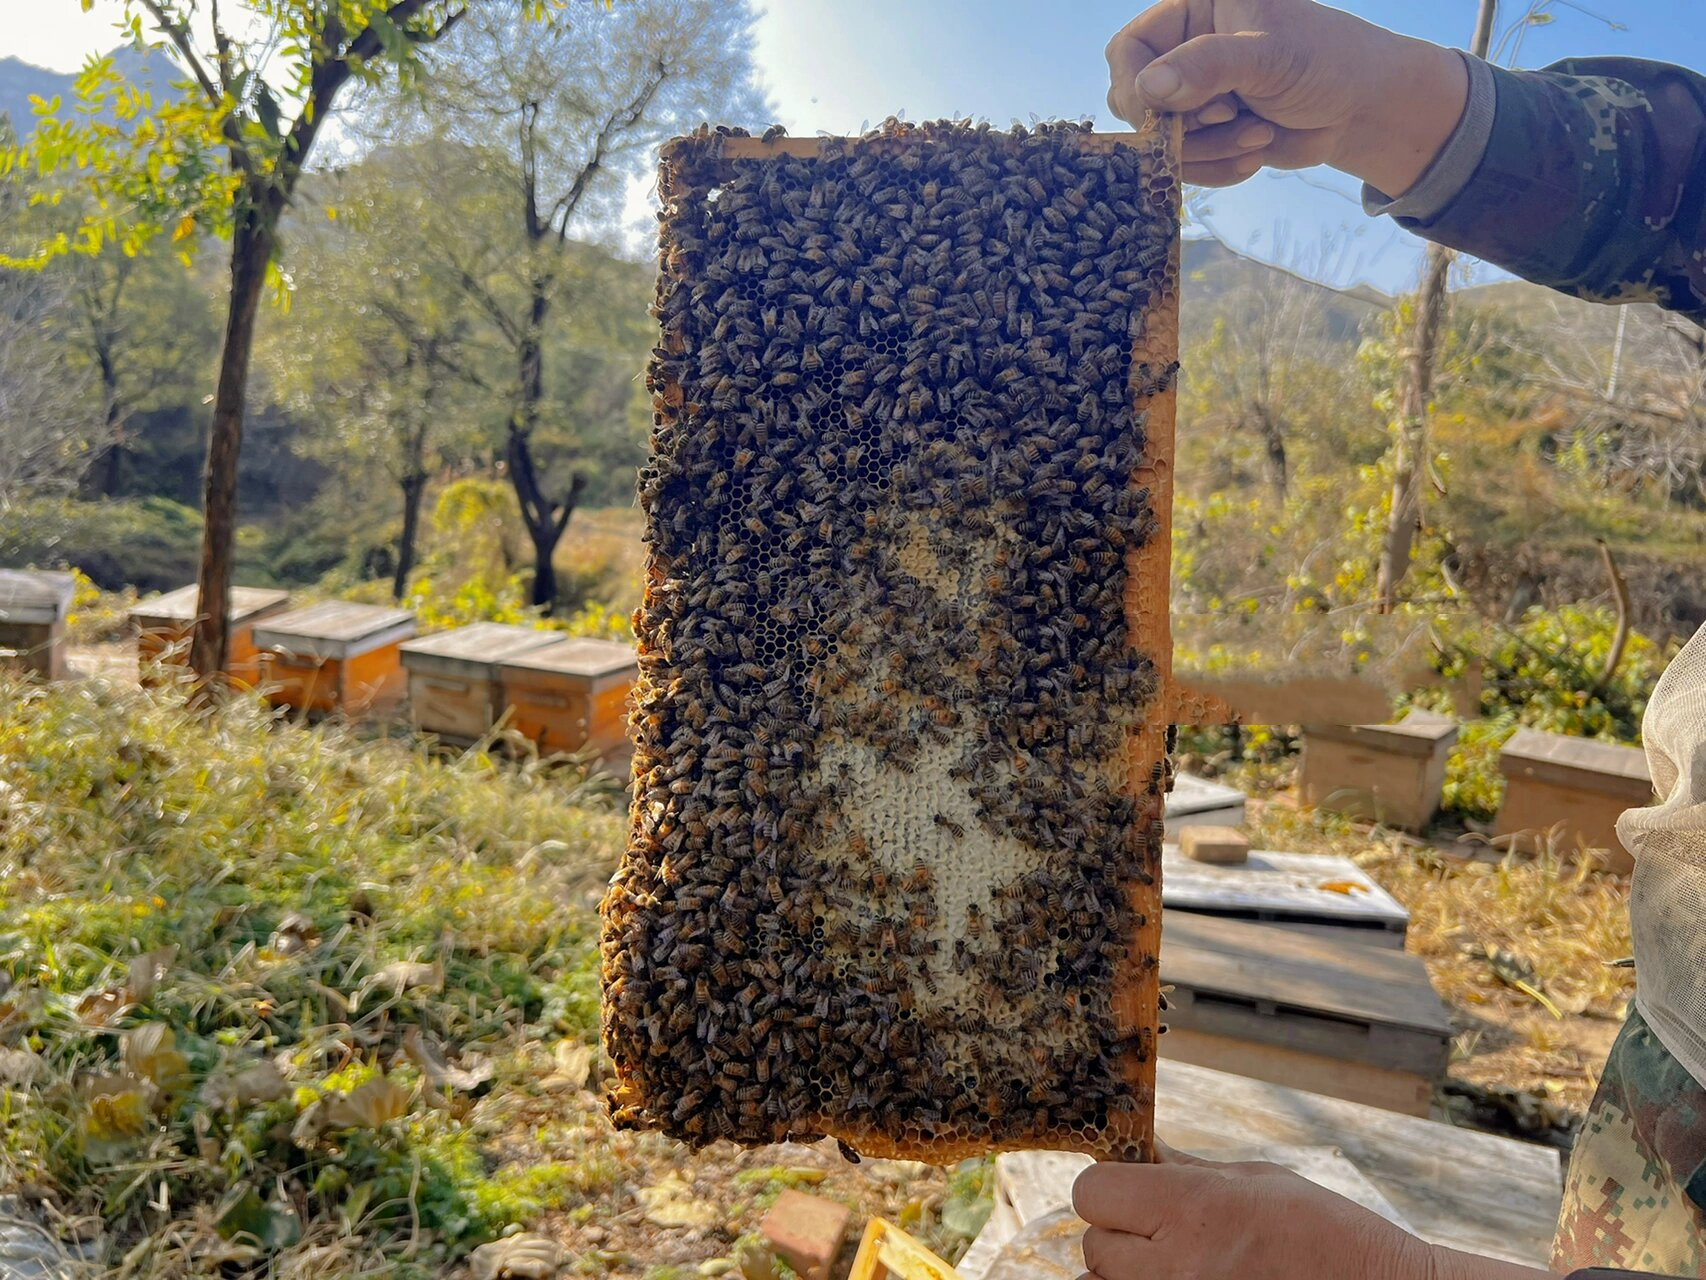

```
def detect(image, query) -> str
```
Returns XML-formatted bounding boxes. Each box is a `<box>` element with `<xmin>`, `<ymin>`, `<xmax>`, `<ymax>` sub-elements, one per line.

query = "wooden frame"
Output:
<box><xmin>607</xmin><ymin>119</ymin><xmax>1226</xmax><ymax>1166</ymax></box>
<box><xmin>848</xmin><ymin>1220</ymin><xmax>963</xmax><ymax>1280</ymax></box>
<box><xmin>713</xmin><ymin>123</ymin><xmax>1187</xmax><ymax>1163</ymax></box>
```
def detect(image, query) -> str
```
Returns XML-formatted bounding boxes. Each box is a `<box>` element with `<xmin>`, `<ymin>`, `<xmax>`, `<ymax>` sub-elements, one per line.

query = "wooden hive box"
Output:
<box><xmin>1495</xmin><ymin>727</ymin><xmax>1650</xmax><ymax>874</ymax></box>
<box><xmin>1165</xmin><ymin>771</ymin><xmax>1248</xmax><ymax>830</ymax></box>
<box><xmin>252</xmin><ymin>602</ymin><xmax>417</xmax><ymax>716</ymax></box>
<box><xmin>1158</xmin><ymin>909</ymin><xmax>1452</xmax><ymax>1116</ymax></box>
<box><xmin>498</xmin><ymin>637</ymin><xmax>637</xmax><ymax>762</ymax></box>
<box><xmin>1299</xmin><ymin>708</ymin><xmax>1459</xmax><ymax>833</ymax></box>
<box><xmin>130</xmin><ymin>585</ymin><xmax>292</xmax><ymax>687</ymax></box>
<box><xmin>1161</xmin><ymin>845</ymin><xmax>1410</xmax><ymax>949</ymax></box>
<box><xmin>0</xmin><ymin>570</ymin><xmax>77</xmax><ymax>680</ymax></box>
<box><xmin>400</xmin><ymin>622</ymin><xmax>564</xmax><ymax>743</ymax></box>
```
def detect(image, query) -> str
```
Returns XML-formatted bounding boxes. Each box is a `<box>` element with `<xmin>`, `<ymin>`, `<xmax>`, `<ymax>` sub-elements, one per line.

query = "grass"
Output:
<box><xmin>12</xmin><ymin>633</ymin><xmax>1638</xmax><ymax>1271</ymax></box>
<box><xmin>0</xmin><ymin>671</ymin><xmax>625</xmax><ymax>1275</ymax></box>
<box><xmin>0</xmin><ymin>674</ymin><xmax>974</xmax><ymax>1278</ymax></box>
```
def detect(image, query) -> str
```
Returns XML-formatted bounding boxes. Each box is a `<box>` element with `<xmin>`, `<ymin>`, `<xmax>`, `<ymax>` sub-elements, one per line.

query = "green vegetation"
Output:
<box><xmin>1183</xmin><ymin>602</ymin><xmax>1673</xmax><ymax>825</ymax></box>
<box><xmin>0</xmin><ymin>672</ymin><xmax>623</xmax><ymax>1273</ymax></box>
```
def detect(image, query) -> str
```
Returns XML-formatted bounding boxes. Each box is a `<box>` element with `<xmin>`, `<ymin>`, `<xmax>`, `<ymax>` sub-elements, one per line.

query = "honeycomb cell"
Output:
<box><xmin>606</xmin><ymin>118</ymin><xmax>1180</xmax><ymax>1164</ymax></box>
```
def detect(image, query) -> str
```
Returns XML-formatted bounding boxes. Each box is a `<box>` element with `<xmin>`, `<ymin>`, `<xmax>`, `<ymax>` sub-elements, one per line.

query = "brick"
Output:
<box><xmin>1178</xmin><ymin>825</ymin><xmax>1249</xmax><ymax>865</ymax></box>
<box><xmin>759</xmin><ymin>1190</ymin><xmax>853</xmax><ymax>1280</ymax></box>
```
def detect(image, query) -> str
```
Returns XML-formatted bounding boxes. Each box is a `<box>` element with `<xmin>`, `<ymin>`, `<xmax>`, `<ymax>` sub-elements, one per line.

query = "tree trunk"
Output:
<box><xmin>506</xmin><ymin>269</ymin><xmax>577</xmax><ymax>611</ymax></box>
<box><xmin>508</xmin><ymin>426</ymin><xmax>586</xmax><ymax>611</ymax></box>
<box><xmin>1374</xmin><ymin>0</ymin><xmax>1495</xmax><ymax>612</ymax></box>
<box><xmin>1593</xmin><ymin>539</ymin><xmax>1631</xmax><ymax>695</ymax></box>
<box><xmin>528</xmin><ymin>519</ymin><xmax>559</xmax><ymax>610</ymax></box>
<box><xmin>99</xmin><ymin>431</ymin><xmax>126</xmax><ymax>497</ymax></box>
<box><xmin>188</xmin><ymin>223</ymin><xmax>272</xmax><ymax>681</ymax></box>
<box><xmin>81</xmin><ymin>340</ymin><xmax>125</xmax><ymax>498</ymax></box>
<box><xmin>1375</xmin><ymin>242</ymin><xmax>1451</xmax><ymax>612</ymax></box>
<box><xmin>394</xmin><ymin>470</ymin><xmax>427</xmax><ymax>601</ymax></box>
<box><xmin>1254</xmin><ymin>404</ymin><xmax>1287</xmax><ymax>498</ymax></box>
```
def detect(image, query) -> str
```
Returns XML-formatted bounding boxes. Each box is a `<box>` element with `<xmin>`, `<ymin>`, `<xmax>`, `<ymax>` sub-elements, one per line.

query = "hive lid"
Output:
<box><xmin>1500</xmin><ymin>727</ymin><xmax>1649</xmax><ymax>787</ymax></box>
<box><xmin>1166</xmin><ymin>772</ymin><xmax>1248</xmax><ymax>820</ymax></box>
<box><xmin>1304</xmin><ymin>708</ymin><xmax>1459</xmax><ymax>755</ymax></box>
<box><xmin>1161</xmin><ymin>845</ymin><xmax>1410</xmax><ymax>932</ymax></box>
<box><xmin>0</xmin><ymin>570</ymin><xmax>77</xmax><ymax>625</ymax></box>
<box><xmin>253</xmin><ymin>602</ymin><xmax>417</xmax><ymax>661</ymax></box>
<box><xmin>130</xmin><ymin>584</ymin><xmax>291</xmax><ymax>626</ymax></box>
<box><xmin>1160</xmin><ymin>908</ymin><xmax>1452</xmax><ymax>1037</ymax></box>
<box><xmin>500</xmin><ymin>637</ymin><xmax>636</xmax><ymax>680</ymax></box>
<box><xmin>400</xmin><ymin>622</ymin><xmax>563</xmax><ymax>677</ymax></box>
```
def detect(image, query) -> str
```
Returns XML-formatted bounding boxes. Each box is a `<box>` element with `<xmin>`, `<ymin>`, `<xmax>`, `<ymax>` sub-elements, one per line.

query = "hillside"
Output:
<box><xmin>1180</xmin><ymin>236</ymin><xmax>1392</xmax><ymax>343</ymax></box>
<box><xmin>0</xmin><ymin>46</ymin><xmax>163</xmax><ymax>135</ymax></box>
<box><xmin>0</xmin><ymin>56</ymin><xmax>67</xmax><ymax>134</ymax></box>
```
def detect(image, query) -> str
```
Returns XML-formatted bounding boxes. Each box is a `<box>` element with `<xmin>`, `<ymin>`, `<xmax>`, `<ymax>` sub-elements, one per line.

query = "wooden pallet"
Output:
<box><xmin>1159</xmin><ymin>909</ymin><xmax>1452</xmax><ymax>1115</ymax></box>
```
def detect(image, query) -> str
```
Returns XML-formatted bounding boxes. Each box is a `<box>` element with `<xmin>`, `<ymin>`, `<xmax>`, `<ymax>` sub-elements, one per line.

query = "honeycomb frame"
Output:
<box><xmin>606</xmin><ymin>116</ymin><xmax>1209</xmax><ymax>1165</ymax></box>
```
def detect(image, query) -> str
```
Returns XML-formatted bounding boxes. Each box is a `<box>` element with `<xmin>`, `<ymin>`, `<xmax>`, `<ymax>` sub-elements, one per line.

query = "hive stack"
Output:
<box><xmin>603</xmin><ymin>118</ymin><xmax>1187</xmax><ymax>1162</ymax></box>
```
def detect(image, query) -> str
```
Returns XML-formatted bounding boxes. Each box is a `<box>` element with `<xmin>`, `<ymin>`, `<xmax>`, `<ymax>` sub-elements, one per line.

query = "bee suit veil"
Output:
<box><xmin>1621</xmin><ymin>625</ymin><xmax>1706</xmax><ymax>1086</ymax></box>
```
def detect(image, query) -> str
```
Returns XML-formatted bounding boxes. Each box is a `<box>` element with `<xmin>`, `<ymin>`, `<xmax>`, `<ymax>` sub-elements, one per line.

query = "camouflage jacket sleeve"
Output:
<box><xmin>1366</xmin><ymin>55</ymin><xmax>1706</xmax><ymax>324</ymax></box>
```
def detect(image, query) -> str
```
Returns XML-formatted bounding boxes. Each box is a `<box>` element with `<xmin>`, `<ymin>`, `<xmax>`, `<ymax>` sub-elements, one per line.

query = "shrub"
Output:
<box><xmin>0</xmin><ymin>497</ymin><xmax>205</xmax><ymax>593</ymax></box>
<box><xmin>1430</xmin><ymin>604</ymin><xmax>1668</xmax><ymax>741</ymax></box>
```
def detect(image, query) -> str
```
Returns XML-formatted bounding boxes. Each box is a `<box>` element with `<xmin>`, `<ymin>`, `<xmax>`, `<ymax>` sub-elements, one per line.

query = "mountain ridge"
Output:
<box><xmin>0</xmin><ymin>46</ymin><xmax>163</xmax><ymax>135</ymax></box>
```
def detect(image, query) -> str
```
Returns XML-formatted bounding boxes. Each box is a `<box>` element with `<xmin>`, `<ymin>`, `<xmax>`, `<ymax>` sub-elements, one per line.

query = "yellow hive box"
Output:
<box><xmin>253</xmin><ymin>602</ymin><xmax>417</xmax><ymax>716</ymax></box>
<box><xmin>130</xmin><ymin>584</ymin><xmax>292</xmax><ymax>688</ymax></box>
<box><xmin>400</xmin><ymin>621</ymin><xmax>564</xmax><ymax>743</ymax></box>
<box><xmin>499</xmin><ymin>638</ymin><xmax>638</xmax><ymax>763</ymax></box>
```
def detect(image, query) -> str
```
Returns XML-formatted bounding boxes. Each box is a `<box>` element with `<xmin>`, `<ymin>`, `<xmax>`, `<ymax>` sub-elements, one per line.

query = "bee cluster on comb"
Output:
<box><xmin>603</xmin><ymin>117</ymin><xmax>1181</xmax><ymax>1163</ymax></box>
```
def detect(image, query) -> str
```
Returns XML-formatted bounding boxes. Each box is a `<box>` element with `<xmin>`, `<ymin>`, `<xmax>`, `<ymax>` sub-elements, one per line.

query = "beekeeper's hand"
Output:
<box><xmin>1073</xmin><ymin>1143</ymin><xmax>1555</xmax><ymax>1280</ymax></box>
<box><xmin>1106</xmin><ymin>0</ymin><xmax>1468</xmax><ymax>196</ymax></box>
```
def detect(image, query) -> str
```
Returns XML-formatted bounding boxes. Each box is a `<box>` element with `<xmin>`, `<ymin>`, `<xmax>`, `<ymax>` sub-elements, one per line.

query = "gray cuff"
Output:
<box><xmin>1362</xmin><ymin>51</ymin><xmax>1497</xmax><ymax>224</ymax></box>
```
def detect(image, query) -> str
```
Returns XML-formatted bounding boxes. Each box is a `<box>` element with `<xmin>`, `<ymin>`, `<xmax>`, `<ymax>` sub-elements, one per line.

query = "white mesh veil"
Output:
<box><xmin>1620</xmin><ymin>624</ymin><xmax>1706</xmax><ymax>1086</ymax></box>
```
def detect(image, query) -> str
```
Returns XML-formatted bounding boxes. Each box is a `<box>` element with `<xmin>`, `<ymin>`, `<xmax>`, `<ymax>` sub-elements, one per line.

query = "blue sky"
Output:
<box><xmin>9</xmin><ymin>0</ymin><xmax>1704</xmax><ymax>292</ymax></box>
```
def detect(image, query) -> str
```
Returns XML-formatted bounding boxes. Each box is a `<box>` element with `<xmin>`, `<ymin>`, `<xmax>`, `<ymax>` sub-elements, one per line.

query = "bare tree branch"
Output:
<box><xmin>549</xmin><ymin>60</ymin><xmax>667</xmax><ymax>241</ymax></box>
<box><xmin>136</xmin><ymin>0</ymin><xmax>225</xmax><ymax>108</ymax></box>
